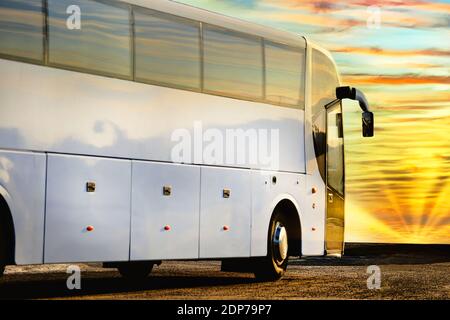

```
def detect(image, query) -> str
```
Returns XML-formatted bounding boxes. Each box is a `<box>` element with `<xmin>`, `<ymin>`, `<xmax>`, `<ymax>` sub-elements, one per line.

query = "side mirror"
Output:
<box><xmin>362</xmin><ymin>111</ymin><xmax>374</xmax><ymax>137</ymax></box>
<box><xmin>337</xmin><ymin>86</ymin><xmax>374</xmax><ymax>138</ymax></box>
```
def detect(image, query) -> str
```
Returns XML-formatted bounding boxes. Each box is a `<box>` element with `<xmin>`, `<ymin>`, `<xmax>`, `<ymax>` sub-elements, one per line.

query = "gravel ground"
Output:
<box><xmin>0</xmin><ymin>244</ymin><xmax>448</xmax><ymax>300</ymax></box>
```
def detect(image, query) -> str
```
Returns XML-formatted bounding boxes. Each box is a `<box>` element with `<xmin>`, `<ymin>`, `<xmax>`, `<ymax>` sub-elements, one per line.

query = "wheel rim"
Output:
<box><xmin>272</xmin><ymin>222</ymin><xmax>288</xmax><ymax>265</ymax></box>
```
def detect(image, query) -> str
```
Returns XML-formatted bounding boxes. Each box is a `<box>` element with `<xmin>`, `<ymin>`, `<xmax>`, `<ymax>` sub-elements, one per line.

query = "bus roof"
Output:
<box><xmin>124</xmin><ymin>0</ymin><xmax>312</xmax><ymax>49</ymax></box>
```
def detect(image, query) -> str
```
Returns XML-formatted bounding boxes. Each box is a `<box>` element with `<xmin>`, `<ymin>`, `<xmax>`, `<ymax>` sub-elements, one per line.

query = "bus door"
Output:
<box><xmin>325</xmin><ymin>101</ymin><xmax>345</xmax><ymax>256</ymax></box>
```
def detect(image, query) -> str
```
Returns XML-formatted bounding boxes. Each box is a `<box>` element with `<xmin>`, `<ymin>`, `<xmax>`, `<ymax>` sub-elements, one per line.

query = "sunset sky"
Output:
<box><xmin>179</xmin><ymin>0</ymin><xmax>450</xmax><ymax>244</ymax></box>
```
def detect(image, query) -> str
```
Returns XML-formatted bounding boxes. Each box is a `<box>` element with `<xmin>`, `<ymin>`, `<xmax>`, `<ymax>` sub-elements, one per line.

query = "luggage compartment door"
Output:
<box><xmin>130</xmin><ymin>162</ymin><xmax>200</xmax><ymax>260</ymax></box>
<box><xmin>45</xmin><ymin>154</ymin><xmax>131</xmax><ymax>263</ymax></box>
<box><xmin>200</xmin><ymin>167</ymin><xmax>251</xmax><ymax>258</ymax></box>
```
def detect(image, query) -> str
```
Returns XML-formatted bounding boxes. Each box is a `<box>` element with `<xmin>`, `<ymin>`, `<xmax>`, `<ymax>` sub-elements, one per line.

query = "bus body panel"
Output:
<box><xmin>0</xmin><ymin>59</ymin><xmax>306</xmax><ymax>174</ymax></box>
<box><xmin>303</xmin><ymin>174</ymin><xmax>326</xmax><ymax>256</ymax></box>
<box><xmin>303</xmin><ymin>41</ymin><xmax>329</xmax><ymax>256</ymax></box>
<box><xmin>251</xmin><ymin>172</ymin><xmax>311</xmax><ymax>257</ymax></box>
<box><xmin>199</xmin><ymin>167</ymin><xmax>252</xmax><ymax>258</ymax></box>
<box><xmin>0</xmin><ymin>150</ymin><xmax>46</xmax><ymax>265</ymax></box>
<box><xmin>44</xmin><ymin>154</ymin><xmax>131</xmax><ymax>263</ymax></box>
<box><xmin>130</xmin><ymin>161</ymin><xmax>201</xmax><ymax>261</ymax></box>
<box><xmin>304</xmin><ymin>40</ymin><xmax>316</xmax><ymax>176</ymax></box>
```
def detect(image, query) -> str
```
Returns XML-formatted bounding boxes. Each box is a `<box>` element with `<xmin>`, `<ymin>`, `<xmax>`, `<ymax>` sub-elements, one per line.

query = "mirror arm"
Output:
<box><xmin>336</xmin><ymin>86</ymin><xmax>374</xmax><ymax>137</ymax></box>
<box><xmin>354</xmin><ymin>89</ymin><xmax>370</xmax><ymax>112</ymax></box>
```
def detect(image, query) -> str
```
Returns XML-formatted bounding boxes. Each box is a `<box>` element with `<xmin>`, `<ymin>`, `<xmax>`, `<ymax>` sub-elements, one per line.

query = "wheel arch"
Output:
<box><xmin>268</xmin><ymin>195</ymin><xmax>303</xmax><ymax>257</ymax></box>
<box><xmin>0</xmin><ymin>186</ymin><xmax>16</xmax><ymax>265</ymax></box>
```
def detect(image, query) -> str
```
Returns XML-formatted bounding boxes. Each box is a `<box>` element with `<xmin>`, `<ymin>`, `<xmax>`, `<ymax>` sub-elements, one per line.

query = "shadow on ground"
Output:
<box><xmin>0</xmin><ymin>272</ymin><xmax>256</xmax><ymax>299</ymax></box>
<box><xmin>292</xmin><ymin>243</ymin><xmax>450</xmax><ymax>266</ymax></box>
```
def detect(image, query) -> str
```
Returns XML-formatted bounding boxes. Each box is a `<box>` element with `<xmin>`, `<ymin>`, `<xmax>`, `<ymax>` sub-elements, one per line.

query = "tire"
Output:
<box><xmin>254</xmin><ymin>211</ymin><xmax>289</xmax><ymax>281</ymax></box>
<box><xmin>1</xmin><ymin>198</ymin><xmax>14</xmax><ymax>277</ymax></box>
<box><xmin>117</xmin><ymin>262</ymin><xmax>153</xmax><ymax>281</ymax></box>
<box><xmin>0</xmin><ymin>224</ymin><xmax>6</xmax><ymax>278</ymax></box>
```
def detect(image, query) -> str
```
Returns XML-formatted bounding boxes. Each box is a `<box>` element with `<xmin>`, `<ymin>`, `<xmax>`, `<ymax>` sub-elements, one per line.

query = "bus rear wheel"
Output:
<box><xmin>117</xmin><ymin>262</ymin><xmax>153</xmax><ymax>281</ymax></box>
<box><xmin>254</xmin><ymin>211</ymin><xmax>289</xmax><ymax>281</ymax></box>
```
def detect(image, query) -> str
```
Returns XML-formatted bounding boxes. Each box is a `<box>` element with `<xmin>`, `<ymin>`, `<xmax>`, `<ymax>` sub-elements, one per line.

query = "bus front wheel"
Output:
<box><xmin>254</xmin><ymin>211</ymin><xmax>289</xmax><ymax>281</ymax></box>
<box><xmin>117</xmin><ymin>262</ymin><xmax>153</xmax><ymax>280</ymax></box>
<box><xmin>0</xmin><ymin>230</ymin><xmax>6</xmax><ymax>277</ymax></box>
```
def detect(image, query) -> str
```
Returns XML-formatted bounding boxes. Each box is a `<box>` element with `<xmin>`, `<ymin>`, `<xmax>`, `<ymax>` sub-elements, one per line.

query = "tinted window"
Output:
<box><xmin>134</xmin><ymin>10</ymin><xmax>201</xmax><ymax>90</ymax></box>
<box><xmin>312</xmin><ymin>50</ymin><xmax>339</xmax><ymax>116</ymax></box>
<box><xmin>0</xmin><ymin>0</ymin><xmax>44</xmax><ymax>61</ymax></box>
<box><xmin>265</xmin><ymin>41</ymin><xmax>304</xmax><ymax>108</ymax></box>
<box><xmin>327</xmin><ymin>105</ymin><xmax>344</xmax><ymax>195</ymax></box>
<box><xmin>312</xmin><ymin>49</ymin><xmax>340</xmax><ymax>181</ymax></box>
<box><xmin>204</xmin><ymin>25</ymin><xmax>263</xmax><ymax>99</ymax></box>
<box><xmin>48</xmin><ymin>0</ymin><xmax>131</xmax><ymax>77</ymax></box>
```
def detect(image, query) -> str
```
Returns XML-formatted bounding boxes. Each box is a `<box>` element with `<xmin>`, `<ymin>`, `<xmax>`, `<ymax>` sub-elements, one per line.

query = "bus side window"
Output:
<box><xmin>134</xmin><ymin>9</ymin><xmax>201</xmax><ymax>90</ymax></box>
<box><xmin>312</xmin><ymin>50</ymin><xmax>339</xmax><ymax>113</ymax></box>
<box><xmin>203</xmin><ymin>25</ymin><xmax>263</xmax><ymax>100</ymax></box>
<box><xmin>265</xmin><ymin>41</ymin><xmax>305</xmax><ymax>109</ymax></box>
<box><xmin>0</xmin><ymin>0</ymin><xmax>44</xmax><ymax>62</ymax></box>
<box><xmin>47</xmin><ymin>0</ymin><xmax>132</xmax><ymax>78</ymax></box>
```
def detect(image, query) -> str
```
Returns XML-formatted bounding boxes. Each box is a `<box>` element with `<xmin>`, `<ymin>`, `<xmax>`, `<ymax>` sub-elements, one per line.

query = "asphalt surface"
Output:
<box><xmin>0</xmin><ymin>244</ymin><xmax>448</xmax><ymax>300</ymax></box>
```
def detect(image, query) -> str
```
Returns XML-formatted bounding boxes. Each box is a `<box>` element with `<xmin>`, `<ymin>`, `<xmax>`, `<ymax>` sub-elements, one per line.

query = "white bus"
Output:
<box><xmin>0</xmin><ymin>0</ymin><xmax>373</xmax><ymax>281</ymax></box>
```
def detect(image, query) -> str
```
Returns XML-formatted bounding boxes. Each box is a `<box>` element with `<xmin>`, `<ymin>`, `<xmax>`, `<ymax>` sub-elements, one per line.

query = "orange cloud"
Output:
<box><xmin>351</xmin><ymin>0</ymin><xmax>450</xmax><ymax>12</ymax></box>
<box><xmin>268</xmin><ymin>0</ymin><xmax>450</xmax><ymax>14</ymax></box>
<box><xmin>383</xmin><ymin>62</ymin><xmax>446</xmax><ymax>69</ymax></box>
<box><xmin>409</xmin><ymin>1</ymin><xmax>450</xmax><ymax>14</ymax></box>
<box><xmin>262</xmin><ymin>10</ymin><xmax>363</xmax><ymax>30</ymax></box>
<box><xmin>332</xmin><ymin>47</ymin><xmax>450</xmax><ymax>57</ymax></box>
<box><xmin>343</xmin><ymin>74</ymin><xmax>450</xmax><ymax>85</ymax></box>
